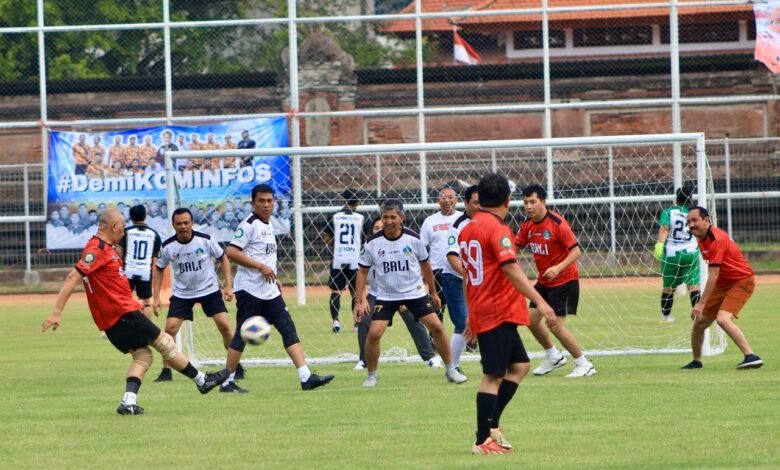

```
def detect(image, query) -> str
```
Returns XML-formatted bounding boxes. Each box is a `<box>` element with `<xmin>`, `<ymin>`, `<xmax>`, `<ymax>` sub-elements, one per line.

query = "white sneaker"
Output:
<box><xmin>660</xmin><ymin>315</ymin><xmax>676</xmax><ymax>324</ymax></box>
<box><xmin>427</xmin><ymin>357</ymin><xmax>444</xmax><ymax>368</ymax></box>
<box><xmin>353</xmin><ymin>360</ymin><xmax>365</xmax><ymax>370</ymax></box>
<box><xmin>566</xmin><ymin>363</ymin><xmax>597</xmax><ymax>378</ymax></box>
<box><xmin>362</xmin><ymin>375</ymin><xmax>377</xmax><ymax>388</ymax></box>
<box><xmin>446</xmin><ymin>367</ymin><xmax>468</xmax><ymax>384</ymax></box>
<box><xmin>533</xmin><ymin>354</ymin><xmax>567</xmax><ymax>376</ymax></box>
<box><xmin>332</xmin><ymin>319</ymin><xmax>341</xmax><ymax>333</ymax></box>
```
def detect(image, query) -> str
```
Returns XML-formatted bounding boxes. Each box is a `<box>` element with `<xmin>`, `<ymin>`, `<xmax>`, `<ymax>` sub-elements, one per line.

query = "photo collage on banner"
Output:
<box><xmin>46</xmin><ymin>117</ymin><xmax>290</xmax><ymax>249</ymax></box>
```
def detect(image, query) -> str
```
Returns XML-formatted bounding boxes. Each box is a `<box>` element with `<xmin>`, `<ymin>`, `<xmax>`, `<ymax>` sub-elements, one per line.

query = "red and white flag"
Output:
<box><xmin>453</xmin><ymin>29</ymin><xmax>481</xmax><ymax>65</ymax></box>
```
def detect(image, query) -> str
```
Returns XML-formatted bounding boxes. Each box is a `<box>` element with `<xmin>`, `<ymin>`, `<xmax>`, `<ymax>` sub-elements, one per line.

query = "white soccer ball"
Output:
<box><xmin>240</xmin><ymin>316</ymin><xmax>272</xmax><ymax>345</ymax></box>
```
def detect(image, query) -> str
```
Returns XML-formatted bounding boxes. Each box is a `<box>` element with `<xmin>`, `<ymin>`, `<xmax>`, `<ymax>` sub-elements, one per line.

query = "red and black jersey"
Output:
<box><xmin>697</xmin><ymin>225</ymin><xmax>753</xmax><ymax>287</ymax></box>
<box><xmin>515</xmin><ymin>210</ymin><xmax>579</xmax><ymax>287</ymax></box>
<box><xmin>74</xmin><ymin>236</ymin><xmax>141</xmax><ymax>331</ymax></box>
<box><xmin>458</xmin><ymin>210</ymin><xmax>530</xmax><ymax>334</ymax></box>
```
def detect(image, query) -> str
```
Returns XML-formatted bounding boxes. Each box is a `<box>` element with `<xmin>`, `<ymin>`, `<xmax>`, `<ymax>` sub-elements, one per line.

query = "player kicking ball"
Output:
<box><xmin>42</xmin><ymin>208</ymin><xmax>229</xmax><ymax>415</ymax></box>
<box><xmin>353</xmin><ymin>199</ymin><xmax>467</xmax><ymax>388</ymax></box>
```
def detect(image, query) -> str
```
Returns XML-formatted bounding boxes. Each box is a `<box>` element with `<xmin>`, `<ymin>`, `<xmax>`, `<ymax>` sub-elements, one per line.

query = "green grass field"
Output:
<box><xmin>1</xmin><ymin>278</ymin><xmax>778</xmax><ymax>469</ymax></box>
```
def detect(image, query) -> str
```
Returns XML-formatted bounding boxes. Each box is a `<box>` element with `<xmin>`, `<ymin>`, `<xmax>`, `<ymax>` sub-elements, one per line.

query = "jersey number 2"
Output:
<box><xmin>672</xmin><ymin>219</ymin><xmax>692</xmax><ymax>241</ymax></box>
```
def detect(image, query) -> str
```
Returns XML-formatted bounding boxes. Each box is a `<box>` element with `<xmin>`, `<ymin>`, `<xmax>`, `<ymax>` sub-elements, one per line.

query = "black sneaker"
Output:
<box><xmin>301</xmin><ymin>373</ymin><xmax>334</xmax><ymax>391</ymax></box>
<box><xmin>153</xmin><ymin>368</ymin><xmax>173</xmax><ymax>382</ymax></box>
<box><xmin>737</xmin><ymin>354</ymin><xmax>764</xmax><ymax>370</ymax></box>
<box><xmin>235</xmin><ymin>363</ymin><xmax>246</xmax><ymax>381</ymax></box>
<box><xmin>116</xmin><ymin>402</ymin><xmax>144</xmax><ymax>415</ymax></box>
<box><xmin>681</xmin><ymin>360</ymin><xmax>703</xmax><ymax>369</ymax></box>
<box><xmin>220</xmin><ymin>382</ymin><xmax>249</xmax><ymax>393</ymax></box>
<box><xmin>198</xmin><ymin>368</ymin><xmax>231</xmax><ymax>394</ymax></box>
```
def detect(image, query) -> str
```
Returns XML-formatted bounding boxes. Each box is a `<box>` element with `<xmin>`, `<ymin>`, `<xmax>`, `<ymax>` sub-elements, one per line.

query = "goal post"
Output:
<box><xmin>164</xmin><ymin>133</ymin><xmax>725</xmax><ymax>366</ymax></box>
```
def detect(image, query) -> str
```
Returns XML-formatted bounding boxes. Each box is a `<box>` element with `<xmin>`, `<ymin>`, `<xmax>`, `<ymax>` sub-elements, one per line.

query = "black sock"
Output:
<box><xmin>492</xmin><ymin>380</ymin><xmax>519</xmax><ymax>429</ymax></box>
<box><xmin>661</xmin><ymin>293</ymin><xmax>674</xmax><ymax>316</ymax></box>
<box><xmin>329</xmin><ymin>293</ymin><xmax>340</xmax><ymax>321</ymax></box>
<box><xmin>476</xmin><ymin>392</ymin><xmax>498</xmax><ymax>445</ymax></box>
<box><xmin>178</xmin><ymin>362</ymin><xmax>199</xmax><ymax>380</ymax></box>
<box><xmin>160</xmin><ymin>367</ymin><xmax>171</xmax><ymax>375</ymax></box>
<box><xmin>690</xmin><ymin>290</ymin><xmax>701</xmax><ymax>307</ymax></box>
<box><xmin>125</xmin><ymin>376</ymin><xmax>142</xmax><ymax>394</ymax></box>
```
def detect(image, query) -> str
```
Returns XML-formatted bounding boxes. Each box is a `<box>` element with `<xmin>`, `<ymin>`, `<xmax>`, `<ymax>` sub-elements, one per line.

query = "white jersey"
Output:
<box><xmin>660</xmin><ymin>205</ymin><xmax>698</xmax><ymax>256</ymax></box>
<box><xmin>156</xmin><ymin>231</ymin><xmax>223</xmax><ymax>299</ymax></box>
<box><xmin>230</xmin><ymin>213</ymin><xmax>281</xmax><ymax>300</ymax></box>
<box><xmin>328</xmin><ymin>209</ymin><xmax>365</xmax><ymax>269</ymax></box>
<box><xmin>442</xmin><ymin>214</ymin><xmax>471</xmax><ymax>278</ymax></box>
<box><xmin>359</xmin><ymin>227</ymin><xmax>429</xmax><ymax>301</ymax></box>
<box><xmin>120</xmin><ymin>224</ymin><xmax>161</xmax><ymax>281</ymax></box>
<box><xmin>420</xmin><ymin>210</ymin><xmax>463</xmax><ymax>270</ymax></box>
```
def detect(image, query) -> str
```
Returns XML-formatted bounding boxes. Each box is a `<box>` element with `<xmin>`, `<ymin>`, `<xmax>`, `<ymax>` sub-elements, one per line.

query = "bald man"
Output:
<box><xmin>42</xmin><ymin>207</ymin><xmax>229</xmax><ymax>415</ymax></box>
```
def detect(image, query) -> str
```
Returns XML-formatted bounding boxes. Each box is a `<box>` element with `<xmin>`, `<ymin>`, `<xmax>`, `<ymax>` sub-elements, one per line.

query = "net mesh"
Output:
<box><xmin>173</xmin><ymin>137</ymin><xmax>726</xmax><ymax>366</ymax></box>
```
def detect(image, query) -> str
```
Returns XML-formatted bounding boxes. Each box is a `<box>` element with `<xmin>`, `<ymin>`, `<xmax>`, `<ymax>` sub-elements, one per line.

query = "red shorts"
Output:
<box><xmin>703</xmin><ymin>276</ymin><xmax>755</xmax><ymax>318</ymax></box>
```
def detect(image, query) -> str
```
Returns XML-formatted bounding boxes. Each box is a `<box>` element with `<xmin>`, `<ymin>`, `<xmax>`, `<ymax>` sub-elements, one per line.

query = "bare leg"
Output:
<box><xmin>528</xmin><ymin>308</ymin><xmax>555</xmax><ymax>350</ymax></box>
<box><xmin>365</xmin><ymin>320</ymin><xmax>389</xmax><ymax>372</ymax></box>
<box><xmin>690</xmin><ymin>316</ymin><xmax>714</xmax><ymax>361</ymax></box>
<box><xmin>419</xmin><ymin>313</ymin><xmax>452</xmax><ymax>364</ymax></box>
<box><xmin>716</xmin><ymin>310</ymin><xmax>754</xmax><ymax>355</ymax></box>
<box><xmin>162</xmin><ymin>317</ymin><xmax>184</xmax><ymax>369</ymax></box>
<box><xmin>212</xmin><ymin>312</ymin><xmax>234</xmax><ymax>350</ymax></box>
<box><xmin>547</xmin><ymin>316</ymin><xmax>583</xmax><ymax>359</ymax></box>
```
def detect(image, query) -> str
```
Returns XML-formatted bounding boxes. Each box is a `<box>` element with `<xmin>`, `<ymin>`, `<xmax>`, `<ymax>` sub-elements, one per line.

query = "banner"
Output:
<box><xmin>46</xmin><ymin>117</ymin><xmax>289</xmax><ymax>249</ymax></box>
<box><xmin>755</xmin><ymin>1</ymin><xmax>780</xmax><ymax>73</ymax></box>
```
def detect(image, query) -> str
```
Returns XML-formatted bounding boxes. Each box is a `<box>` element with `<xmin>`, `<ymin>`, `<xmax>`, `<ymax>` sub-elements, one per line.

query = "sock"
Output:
<box><xmin>178</xmin><ymin>362</ymin><xmax>199</xmax><ymax>380</ymax></box>
<box><xmin>367</xmin><ymin>371</ymin><xmax>377</xmax><ymax>378</ymax></box>
<box><xmin>122</xmin><ymin>392</ymin><xmax>137</xmax><ymax>406</ymax></box>
<box><xmin>329</xmin><ymin>293</ymin><xmax>340</xmax><ymax>321</ymax></box>
<box><xmin>574</xmin><ymin>355</ymin><xmax>589</xmax><ymax>367</ymax></box>
<box><xmin>492</xmin><ymin>380</ymin><xmax>519</xmax><ymax>428</ymax></box>
<box><xmin>221</xmin><ymin>372</ymin><xmax>235</xmax><ymax>387</ymax></box>
<box><xmin>446</xmin><ymin>363</ymin><xmax>455</xmax><ymax>373</ymax></box>
<box><xmin>298</xmin><ymin>365</ymin><xmax>312</xmax><ymax>382</ymax></box>
<box><xmin>160</xmin><ymin>367</ymin><xmax>172</xmax><ymax>375</ymax></box>
<box><xmin>545</xmin><ymin>346</ymin><xmax>561</xmax><ymax>359</ymax></box>
<box><xmin>193</xmin><ymin>372</ymin><xmax>205</xmax><ymax>386</ymax></box>
<box><xmin>661</xmin><ymin>293</ymin><xmax>674</xmax><ymax>317</ymax></box>
<box><xmin>690</xmin><ymin>290</ymin><xmax>701</xmax><ymax>307</ymax></box>
<box><xmin>451</xmin><ymin>333</ymin><xmax>466</xmax><ymax>367</ymax></box>
<box><xmin>123</xmin><ymin>377</ymin><xmax>141</xmax><ymax>405</ymax></box>
<box><xmin>476</xmin><ymin>392</ymin><xmax>498</xmax><ymax>445</ymax></box>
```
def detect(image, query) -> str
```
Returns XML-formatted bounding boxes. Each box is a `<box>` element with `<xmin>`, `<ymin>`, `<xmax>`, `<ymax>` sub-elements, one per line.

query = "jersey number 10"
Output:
<box><xmin>132</xmin><ymin>240</ymin><xmax>149</xmax><ymax>260</ymax></box>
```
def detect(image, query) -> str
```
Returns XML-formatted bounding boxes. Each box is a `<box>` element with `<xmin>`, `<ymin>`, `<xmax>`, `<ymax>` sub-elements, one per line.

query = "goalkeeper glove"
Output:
<box><xmin>654</xmin><ymin>242</ymin><xmax>664</xmax><ymax>260</ymax></box>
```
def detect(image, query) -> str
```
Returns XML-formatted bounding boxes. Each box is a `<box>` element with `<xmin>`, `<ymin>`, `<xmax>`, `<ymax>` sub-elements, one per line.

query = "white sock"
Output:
<box><xmin>574</xmin><ymin>355</ymin><xmax>589</xmax><ymax>367</ymax></box>
<box><xmin>367</xmin><ymin>371</ymin><xmax>377</xmax><ymax>378</ymax></box>
<box><xmin>221</xmin><ymin>372</ymin><xmax>236</xmax><ymax>387</ymax></box>
<box><xmin>445</xmin><ymin>363</ymin><xmax>455</xmax><ymax>372</ymax></box>
<box><xmin>451</xmin><ymin>333</ymin><xmax>466</xmax><ymax>368</ymax></box>
<box><xmin>122</xmin><ymin>392</ymin><xmax>137</xmax><ymax>406</ymax></box>
<box><xmin>193</xmin><ymin>372</ymin><xmax>206</xmax><ymax>387</ymax></box>
<box><xmin>545</xmin><ymin>346</ymin><xmax>561</xmax><ymax>359</ymax></box>
<box><xmin>297</xmin><ymin>365</ymin><xmax>311</xmax><ymax>382</ymax></box>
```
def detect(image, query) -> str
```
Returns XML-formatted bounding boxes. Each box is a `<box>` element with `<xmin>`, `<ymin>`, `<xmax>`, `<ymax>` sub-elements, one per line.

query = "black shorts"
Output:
<box><xmin>128</xmin><ymin>277</ymin><xmax>152</xmax><ymax>300</ymax></box>
<box><xmin>477</xmin><ymin>322</ymin><xmax>529</xmax><ymax>377</ymax></box>
<box><xmin>529</xmin><ymin>280</ymin><xmax>579</xmax><ymax>316</ymax></box>
<box><xmin>373</xmin><ymin>295</ymin><xmax>436</xmax><ymax>323</ymax></box>
<box><xmin>104</xmin><ymin>311</ymin><xmax>162</xmax><ymax>353</ymax></box>
<box><xmin>235</xmin><ymin>291</ymin><xmax>292</xmax><ymax>329</ymax></box>
<box><xmin>168</xmin><ymin>290</ymin><xmax>227</xmax><ymax>320</ymax></box>
<box><xmin>328</xmin><ymin>267</ymin><xmax>356</xmax><ymax>292</ymax></box>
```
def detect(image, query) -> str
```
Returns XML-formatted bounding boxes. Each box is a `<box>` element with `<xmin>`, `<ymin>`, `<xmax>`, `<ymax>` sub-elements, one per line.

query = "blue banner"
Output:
<box><xmin>46</xmin><ymin>117</ymin><xmax>289</xmax><ymax>249</ymax></box>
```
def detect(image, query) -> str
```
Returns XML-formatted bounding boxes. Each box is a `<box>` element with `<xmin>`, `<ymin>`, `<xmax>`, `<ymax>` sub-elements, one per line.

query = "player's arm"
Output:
<box><xmin>226</xmin><ymin>245</ymin><xmax>276</xmax><ymax>283</ymax></box>
<box><xmin>655</xmin><ymin>225</ymin><xmax>669</xmax><ymax>260</ymax></box>
<box><xmin>691</xmin><ymin>265</ymin><xmax>719</xmax><ymax>321</ymax></box>
<box><xmin>353</xmin><ymin>266</ymin><xmax>370</xmax><ymax>322</ymax></box>
<box><xmin>420</xmin><ymin>259</ymin><xmax>441</xmax><ymax>310</ymax></box>
<box><xmin>501</xmin><ymin>261</ymin><xmax>557</xmax><ymax>328</ymax></box>
<box><xmin>152</xmin><ymin>263</ymin><xmax>166</xmax><ymax>316</ymax></box>
<box><xmin>543</xmin><ymin>245</ymin><xmax>581</xmax><ymax>281</ymax></box>
<box><xmin>42</xmin><ymin>268</ymin><xmax>82</xmax><ymax>332</ymax></box>
<box><xmin>218</xmin><ymin>254</ymin><xmax>234</xmax><ymax>301</ymax></box>
<box><xmin>447</xmin><ymin>252</ymin><xmax>465</xmax><ymax>277</ymax></box>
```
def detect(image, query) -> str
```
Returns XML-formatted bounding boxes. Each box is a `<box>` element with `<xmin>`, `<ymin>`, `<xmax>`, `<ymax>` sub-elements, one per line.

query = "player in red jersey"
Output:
<box><xmin>515</xmin><ymin>184</ymin><xmax>596</xmax><ymax>378</ymax></box>
<box><xmin>459</xmin><ymin>174</ymin><xmax>556</xmax><ymax>455</ymax></box>
<box><xmin>682</xmin><ymin>206</ymin><xmax>763</xmax><ymax>370</ymax></box>
<box><xmin>42</xmin><ymin>208</ymin><xmax>229</xmax><ymax>415</ymax></box>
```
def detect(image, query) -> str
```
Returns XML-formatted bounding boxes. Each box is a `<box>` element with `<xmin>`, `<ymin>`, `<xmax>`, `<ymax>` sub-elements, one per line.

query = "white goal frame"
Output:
<box><xmin>165</xmin><ymin>132</ymin><xmax>726</xmax><ymax>365</ymax></box>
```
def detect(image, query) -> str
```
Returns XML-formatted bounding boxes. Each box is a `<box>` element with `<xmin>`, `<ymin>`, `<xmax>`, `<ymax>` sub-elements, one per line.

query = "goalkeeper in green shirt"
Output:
<box><xmin>654</xmin><ymin>186</ymin><xmax>701</xmax><ymax>323</ymax></box>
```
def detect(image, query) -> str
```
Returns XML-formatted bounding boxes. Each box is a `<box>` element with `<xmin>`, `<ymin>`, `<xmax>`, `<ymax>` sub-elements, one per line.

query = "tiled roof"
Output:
<box><xmin>382</xmin><ymin>0</ymin><xmax>753</xmax><ymax>32</ymax></box>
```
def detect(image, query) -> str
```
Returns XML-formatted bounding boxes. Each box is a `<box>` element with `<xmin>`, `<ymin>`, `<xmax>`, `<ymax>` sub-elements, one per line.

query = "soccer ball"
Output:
<box><xmin>240</xmin><ymin>316</ymin><xmax>272</xmax><ymax>345</ymax></box>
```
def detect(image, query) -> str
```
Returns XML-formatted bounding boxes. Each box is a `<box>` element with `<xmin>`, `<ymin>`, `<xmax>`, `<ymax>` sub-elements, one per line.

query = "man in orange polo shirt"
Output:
<box><xmin>682</xmin><ymin>206</ymin><xmax>763</xmax><ymax>370</ymax></box>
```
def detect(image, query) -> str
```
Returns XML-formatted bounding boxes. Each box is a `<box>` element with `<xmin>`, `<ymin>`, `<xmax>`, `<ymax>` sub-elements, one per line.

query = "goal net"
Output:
<box><xmin>166</xmin><ymin>133</ymin><xmax>726</xmax><ymax>366</ymax></box>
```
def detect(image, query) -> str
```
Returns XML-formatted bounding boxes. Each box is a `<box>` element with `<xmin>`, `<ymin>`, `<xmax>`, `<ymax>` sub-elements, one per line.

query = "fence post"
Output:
<box><xmin>23</xmin><ymin>163</ymin><xmax>40</xmax><ymax>285</ymax></box>
<box><xmin>724</xmin><ymin>136</ymin><xmax>733</xmax><ymax>237</ymax></box>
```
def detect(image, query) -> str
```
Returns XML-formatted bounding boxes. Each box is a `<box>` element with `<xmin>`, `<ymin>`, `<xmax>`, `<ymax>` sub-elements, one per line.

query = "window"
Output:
<box><xmin>513</xmin><ymin>29</ymin><xmax>566</xmax><ymax>49</ymax></box>
<box><xmin>661</xmin><ymin>22</ymin><xmax>740</xmax><ymax>44</ymax></box>
<box><xmin>573</xmin><ymin>26</ymin><xmax>653</xmax><ymax>47</ymax></box>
